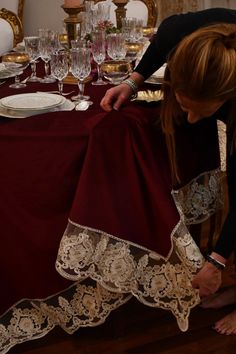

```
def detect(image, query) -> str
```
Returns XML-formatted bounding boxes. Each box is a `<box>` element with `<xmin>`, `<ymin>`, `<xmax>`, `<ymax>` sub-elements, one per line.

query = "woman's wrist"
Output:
<box><xmin>205</xmin><ymin>252</ymin><xmax>226</xmax><ymax>271</ymax></box>
<box><xmin>210</xmin><ymin>252</ymin><xmax>227</xmax><ymax>265</ymax></box>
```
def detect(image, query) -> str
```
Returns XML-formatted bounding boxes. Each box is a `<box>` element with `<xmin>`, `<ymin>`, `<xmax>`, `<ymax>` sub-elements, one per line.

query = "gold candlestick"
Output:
<box><xmin>112</xmin><ymin>0</ymin><xmax>129</xmax><ymax>29</ymax></box>
<box><xmin>61</xmin><ymin>5</ymin><xmax>84</xmax><ymax>48</ymax></box>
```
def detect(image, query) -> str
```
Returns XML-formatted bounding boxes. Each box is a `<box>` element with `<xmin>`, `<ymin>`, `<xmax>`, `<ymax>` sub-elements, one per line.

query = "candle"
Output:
<box><xmin>64</xmin><ymin>0</ymin><xmax>81</xmax><ymax>7</ymax></box>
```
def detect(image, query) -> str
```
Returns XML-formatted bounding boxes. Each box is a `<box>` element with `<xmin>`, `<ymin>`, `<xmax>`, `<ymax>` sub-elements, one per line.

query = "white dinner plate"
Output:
<box><xmin>1</xmin><ymin>93</ymin><xmax>65</xmax><ymax>111</ymax></box>
<box><xmin>0</xmin><ymin>99</ymin><xmax>75</xmax><ymax>119</ymax></box>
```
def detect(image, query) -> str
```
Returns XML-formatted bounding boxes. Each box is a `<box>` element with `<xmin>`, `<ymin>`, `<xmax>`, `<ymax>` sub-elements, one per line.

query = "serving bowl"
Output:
<box><xmin>101</xmin><ymin>60</ymin><xmax>132</xmax><ymax>85</ymax></box>
<box><xmin>125</xmin><ymin>41</ymin><xmax>144</xmax><ymax>61</ymax></box>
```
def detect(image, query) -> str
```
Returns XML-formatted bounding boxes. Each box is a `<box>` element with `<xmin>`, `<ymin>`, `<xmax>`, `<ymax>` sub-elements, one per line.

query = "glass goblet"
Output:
<box><xmin>24</xmin><ymin>36</ymin><xmax>41</xmax><ymax>82</ymax></box>
<box><xmin>50</xmin><ymin>51</ymin><xmax>69</xmax><ymax>95</ymax></box>
<box><xmin>70</xmin><ymin>40</ymin><xmax>90</xmax><ymax>101</ymax></box>
<box><xmin>107</xmin><ymin>33</ymin><xmax>127</xmax><ymax>61</ymax></box>
<box><xmin>38</xmin><ymin>28</ymin><xmax>56</xmax><ymax>83</ymax></box>
<box><xmin>91</xmin><ymin>30</ymin><xmax>107</xmax><ymax>86</ymax></box>
<box><xmin>70</xmin><ymin>48</ymin><xmax>92</xmax><ymax>104</ymax></box>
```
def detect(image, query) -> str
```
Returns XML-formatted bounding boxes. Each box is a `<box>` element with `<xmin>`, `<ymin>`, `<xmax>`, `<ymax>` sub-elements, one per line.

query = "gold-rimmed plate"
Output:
<box><xmin>1</xmin><ymin>93</ymin><xmax>65</xmax><ymax>111</ymax></box>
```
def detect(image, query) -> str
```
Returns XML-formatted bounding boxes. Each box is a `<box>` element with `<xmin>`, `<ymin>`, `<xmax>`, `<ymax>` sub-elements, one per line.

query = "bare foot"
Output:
<box><xmin>200</xmin><ymin>285</ymin><xmax>236</xmax><ymax>309</ymax></box>
<box><xmin>213</xmin><ymin>310</ymin><xmax>236</xmax><ymax>335</ymax></box>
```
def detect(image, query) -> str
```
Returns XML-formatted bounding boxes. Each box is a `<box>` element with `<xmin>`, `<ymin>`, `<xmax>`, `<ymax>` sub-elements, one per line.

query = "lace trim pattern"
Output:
<box><xmin>217</xmin><ymin>120</ymin><xmax>226</xmax><ymax>172</ymax></box>
<box><xmin>172</xmin><ymin>169</ymin><xmax>224</xmax><ymax>224</ymax></box>
<box><xmin>56</xmin><ymin>219</ymin><xmax>203</xmax><ymax>333</ymax></box>
<box><xmin>0</xmin><ymin>169</ymin><xmax>224</xmax><ymax>353</ymax></box>
<box><xmin>0</xmin><ymin>280</ymin><xmax>131</xmax><ymax>354</ymax></box>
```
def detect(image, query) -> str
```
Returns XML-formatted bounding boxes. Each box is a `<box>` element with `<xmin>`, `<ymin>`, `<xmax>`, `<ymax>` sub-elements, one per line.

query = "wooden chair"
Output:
<box><xmin>0</xmin><ymin>0</ymin><xmax>25</xmax><ymax>23</ymax></box>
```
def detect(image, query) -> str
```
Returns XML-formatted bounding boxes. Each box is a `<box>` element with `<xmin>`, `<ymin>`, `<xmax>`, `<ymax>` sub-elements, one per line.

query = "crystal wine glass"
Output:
<box><xmin>24</xmin><ymin>36</ymin><xmax>41</xmax><ymax>82</ymax></box>
<box><xmin>50</xmin><ymin>51</ymin><xmax>69</xmax><ymax>95</ymax></box>
<box><xmin>70</xmin><ymin>48</ymin><xmax>92</xmax><ymax>104</ymax></box>
<box><xmin>107</xmin><ymin>33</ymin><xmax>126</xmax><ymax>61</ymax></box>
<box><xmin>91</xmin><ymin>30</ymin><xmax>107</xmax><ymax>86</ymax></box>
<box><xmin>38</xmin><ymin>28</ymin><xmax>56</xmax><ymax>83</ymax></box>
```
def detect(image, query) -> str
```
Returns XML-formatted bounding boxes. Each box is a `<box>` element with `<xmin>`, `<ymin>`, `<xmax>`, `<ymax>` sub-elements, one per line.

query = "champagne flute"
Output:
<box><xmin>50</xmin><ymin>51</ymin><xmax>69</xmax><ymax>95</ymax></box>
<box><xmin>70</xmin><ymin>39</ymin><xmax>90</xmax><ymax>101</ymax></box>
<box><xmin>91</xmin><ymin>30</ymin><xmax>107</xmax><ymax>86</ymax></box>
<box><xmin>24</xmin><ymin>36</ymin><xmax>41</xmax><ymax>82</ymax></box>
<box><xmin>70</xmin><ymin>48</ymin><xmax>92</xmax><ymax>103</ymax></box>
<box><xmin>38</xmin><ymin>28</ymin><xmax>56</xmax><ymax>83</ymax></box>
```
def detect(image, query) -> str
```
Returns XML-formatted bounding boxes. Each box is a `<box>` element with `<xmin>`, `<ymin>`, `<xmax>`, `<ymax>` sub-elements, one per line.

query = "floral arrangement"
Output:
<box><xmin>96</xmin><ymin>20</ymin><xmax>119</xmax><ymax>34</ymax></box>
<box><xmin>84</xmin><ymin>20</ymin><xmax>120</xmax><ymax>42</ymax></box>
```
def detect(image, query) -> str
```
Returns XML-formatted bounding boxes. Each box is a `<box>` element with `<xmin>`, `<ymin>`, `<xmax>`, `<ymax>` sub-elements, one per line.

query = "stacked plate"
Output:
<box><xmin>0</xmin><ymin>93</ymin><xmax>74</xmax><ymax>118</ymax></box>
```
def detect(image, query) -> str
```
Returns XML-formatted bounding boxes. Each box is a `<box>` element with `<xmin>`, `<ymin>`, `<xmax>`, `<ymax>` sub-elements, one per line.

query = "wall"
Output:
<box><xmin>23</xmin><ymin>0</ymin><xmax>65</xmax><ymax>35</ymax></box>
<box><xmin>21</xmin><ymin>0</ymin><xmax>236</xmax><ymax>36</ymax></box>
<box><xmin>201</xmin><ymin>0</ymin><xmax>236</xmax><ymax>8</ymax></box>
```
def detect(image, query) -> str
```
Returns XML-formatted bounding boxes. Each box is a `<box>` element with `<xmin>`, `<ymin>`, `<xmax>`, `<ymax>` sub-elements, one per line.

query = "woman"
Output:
<box><xmin>100</xmin><ymin>7</ymin><xmax>236</xmax><ymax>112</ymax></box>
<box><xmin>161</xmin><ymin>23</ymin><xmax>236</xmax><ymax>335</ymax></box>
<box><xmin>100</xmin><ymin>12</ymin><xmax>236</xmax><ymax>335</ymax></box>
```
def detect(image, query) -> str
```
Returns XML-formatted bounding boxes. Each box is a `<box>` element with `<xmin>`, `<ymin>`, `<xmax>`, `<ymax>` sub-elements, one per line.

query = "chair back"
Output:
<box><xmin>0</xmin><ymin>0</ymin><xmax>24</xmax><ymax>22</ymax></box>
<box><xmin>0</xmin><ymin>8</ymin><xmax>23</xmax><ymax>46</ymax></box>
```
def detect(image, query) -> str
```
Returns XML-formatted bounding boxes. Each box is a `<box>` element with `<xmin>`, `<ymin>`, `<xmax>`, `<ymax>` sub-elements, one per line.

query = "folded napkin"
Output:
<box><xmin>152</xmin><ymin>63</ymin><xmax>167</xmax><ymax>78</ymax></box>
<box><xmin>0</xmin><ymin>63</ymin><xmax>6</xmax><ymax>72</ymax></box>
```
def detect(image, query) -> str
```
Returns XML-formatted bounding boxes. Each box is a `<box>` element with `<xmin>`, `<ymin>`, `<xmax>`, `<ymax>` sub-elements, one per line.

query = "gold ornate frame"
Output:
<box><xmin>0</xmin><ymin>8</ymin><xmax>23</xmax><ymax>46</ymax></box>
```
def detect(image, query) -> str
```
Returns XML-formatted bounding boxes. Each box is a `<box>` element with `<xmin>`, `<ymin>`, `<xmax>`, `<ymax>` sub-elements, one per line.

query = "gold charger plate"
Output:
<box><xmin>132</xmin><ymin>90</ymin><xmax>163</xmax><ymax>103</ymax></box>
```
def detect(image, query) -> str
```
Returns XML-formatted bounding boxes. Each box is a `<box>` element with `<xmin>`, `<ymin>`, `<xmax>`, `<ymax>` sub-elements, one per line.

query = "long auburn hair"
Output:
<box><xmin>160</xmin><ymin>23</ymin><xmax>236</xmax><ymax>183</ymax></box>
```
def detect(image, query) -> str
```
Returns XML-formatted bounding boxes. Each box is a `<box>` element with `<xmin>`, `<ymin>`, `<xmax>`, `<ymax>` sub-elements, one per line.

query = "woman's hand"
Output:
<box><xmin>100</xmin><ymin>83</ymin><xmax>133</xmax><ymax>112</ymax></box>
<box><xmin>100</xmin><ymin>71</ymin><xmax>145</xmax><ymax>112</ymax></box>
<box><xmin>192</xmin><ymin>261</ymin><xmax>222</xmax><ymax>297</ymax></box>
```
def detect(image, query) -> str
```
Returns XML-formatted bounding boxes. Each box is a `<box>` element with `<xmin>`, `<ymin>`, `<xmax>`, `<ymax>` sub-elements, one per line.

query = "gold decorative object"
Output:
<box><xmin>1</xmin><ymin>51</ymin><xmax>29</xmax><ymax>64</ymax></box>
<box><xmin>112</xmin><ymin>0</ymin><xmax>129</xmax><ymax>29</ymax></box>
<box><xmin>61</xmin><ymin>4</ymin><xmax>84</xmax><ymax>48</ymax></box>
<box><xmin>101</xmin><ymin>59</ymin><xmax>132</xmax><ymax>85</ymax></box>
<box><xmin>125</xmin><ymin>41</ymin><xmax>144</xmax><ymax>52</ymax></box>
<box><xmin>0</xmin><ymin>8</ymin><xmax>23</xmax><ymax>46</ymax></box>
<box><xmin>142</xmin><ymin>26</ymin><xmax>154</xmax><ymax>37</ymax></box>
<box><xmin>131</xmin><ymin>89</ymin><xmax>163</xmax><ymax>102</ymax></box>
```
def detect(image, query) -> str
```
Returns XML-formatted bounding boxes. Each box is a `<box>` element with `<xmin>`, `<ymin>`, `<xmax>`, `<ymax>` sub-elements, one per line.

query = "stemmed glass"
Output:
<box><xmin>91</xmin><ymin>30</ymin><xmax>107</xmax><ymax>85</ymax></box>
<box><xmin>38</xmin><ymin>28</ymin><xmax>56</xmax><ymax>83</ymax></box>
<box><xmin>1</xmin><ymin>52</ymin><xmax>30</xmax><ymax>89</ymax></box>
<box><xmin>107</xmin><ymin>33</ymin><xmax>126</xmax><ymax>60</ymax></box>
<box><xmin>50</xmin><ymin>51</ymin><xmax>69</xmax><ymax>95</ymax></box>
<box><xmin>70</xmin><ymin>48</ymin><xmax>92</xmax><ymax>104</ymax></box>
<box><xmin>70</xmin><ymin>39</ymin><xmax>90</xmax><ymax>101</ymax></box>
<box><xmin>24</xmin><ymin>36</ymin><xmax>41</xmax><ymax>82</ymax></box>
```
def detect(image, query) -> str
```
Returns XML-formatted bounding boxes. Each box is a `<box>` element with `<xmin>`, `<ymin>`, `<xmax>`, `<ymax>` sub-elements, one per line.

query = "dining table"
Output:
<box><xmin>0</xmin><ymin>62</ymin><xmax>224</xmax><ymax>354</ymax></box>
